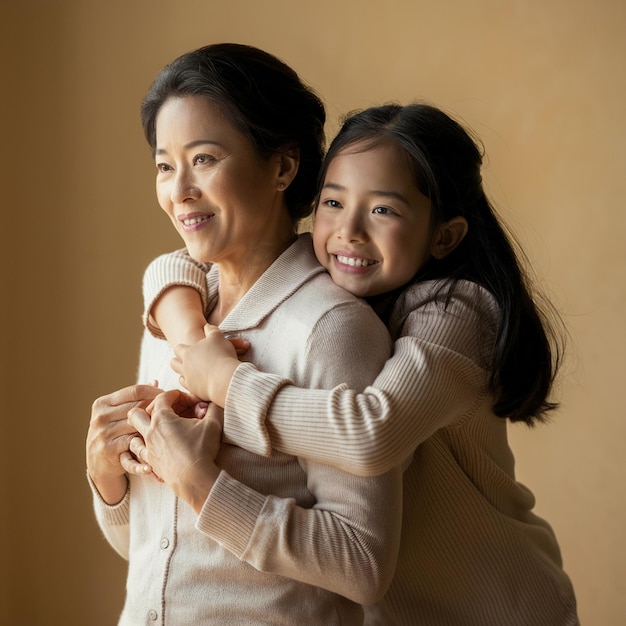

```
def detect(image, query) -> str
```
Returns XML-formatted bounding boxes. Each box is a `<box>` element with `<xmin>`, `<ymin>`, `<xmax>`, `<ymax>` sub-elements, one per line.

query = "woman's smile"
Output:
<box><xmin>178</xmin><ymin>212</ymin><xmax>215</xmax><ymax>231</ymax></box>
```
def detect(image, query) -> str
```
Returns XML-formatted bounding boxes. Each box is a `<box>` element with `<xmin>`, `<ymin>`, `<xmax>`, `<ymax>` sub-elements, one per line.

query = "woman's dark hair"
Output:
<box><xmin>141</xmin><ymin>43</ymin><xmax>326</xmax><ymax>222</ymax></box>
<box><xmin>321</xmin><ymin>103</ymin><xmax>565</xmax><ymax>425</ymax></box>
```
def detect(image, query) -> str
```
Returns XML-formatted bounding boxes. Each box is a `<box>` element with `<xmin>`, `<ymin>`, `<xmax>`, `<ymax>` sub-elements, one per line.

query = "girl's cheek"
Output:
<box><xmin>312</xmin><ymin>231</ymin><xmax>330</xmax><ymax>269</ymax></box>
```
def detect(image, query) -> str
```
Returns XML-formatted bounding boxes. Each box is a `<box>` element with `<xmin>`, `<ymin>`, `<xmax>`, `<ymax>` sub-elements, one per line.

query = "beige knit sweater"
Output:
<box><xmin>143</xmin><ymin>235</ymin><xmax>579</xmax><ymax>625</ymax></box>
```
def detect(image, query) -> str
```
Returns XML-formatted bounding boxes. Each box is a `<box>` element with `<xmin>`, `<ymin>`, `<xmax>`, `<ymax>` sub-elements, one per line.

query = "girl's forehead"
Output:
<box><xmin>329</xmin><ymin>140</ymin><xmax>412</xmax><ymax>174</ymax></box>
<box><xmin>333</xmin><ymin>138</ymin><xmax>411</xmax><ymax>167</ymax></box>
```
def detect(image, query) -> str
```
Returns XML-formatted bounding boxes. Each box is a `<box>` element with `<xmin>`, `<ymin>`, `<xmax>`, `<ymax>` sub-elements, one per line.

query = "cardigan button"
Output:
<box><xmin>160</xmin><ymin>537</ymin><xmax>170</xmax><ymax>550</ymax></box>
<box><xmin>148</xmin><ymin>609</ymin><xmax>158</xmax><ymax>621</ymax></box>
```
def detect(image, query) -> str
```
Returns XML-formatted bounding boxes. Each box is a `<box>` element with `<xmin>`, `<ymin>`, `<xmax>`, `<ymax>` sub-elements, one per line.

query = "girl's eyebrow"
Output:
<box><xmin>155</xmin><ymin>139</ymin><xmax>224</xmax><ymax>155</ymax></box>
<box><xmin>322</xmin><ymin>181</ymin><xmax>410</xmax><ymax>205</ymax></box>
<box><xmin>321</xmin><ymin>182</ymin><xmax>347</xmax><ymax>192</ymax></box>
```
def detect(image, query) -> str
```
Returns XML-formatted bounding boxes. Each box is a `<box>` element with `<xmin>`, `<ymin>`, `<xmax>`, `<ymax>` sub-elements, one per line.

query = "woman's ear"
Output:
<box><xmin>276</xmin><ymin>145</ymin><xmax>300</xmax><ymax>190</ymax></box>
<box><xmin>431</xmin><ymin>217</ymin><xmax>468</xmax><ymax>259</ymax></box>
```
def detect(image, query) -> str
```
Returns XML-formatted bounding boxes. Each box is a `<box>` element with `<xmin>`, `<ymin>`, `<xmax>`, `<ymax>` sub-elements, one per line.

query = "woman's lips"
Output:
<box><xmin>178</xmin><ymin>213</ymin><xmax>214</xmax><ymax>231</ymax></box>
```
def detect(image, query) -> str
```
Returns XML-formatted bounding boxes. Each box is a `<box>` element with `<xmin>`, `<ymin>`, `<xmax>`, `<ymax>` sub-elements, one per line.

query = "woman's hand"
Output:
<box><xmin>86</xmin><ymin>384</ymin><xmax>162</xmax><ymax>504</ymax></box>
<box><xmin>127</xmin><ymin>389</ymin><xmax>224</xmax><ymax>514</ymax></box>
<box><xmin>171</xmin><ymin>324</ymin><xmax>246</xmax><ymax>406</ymax></box>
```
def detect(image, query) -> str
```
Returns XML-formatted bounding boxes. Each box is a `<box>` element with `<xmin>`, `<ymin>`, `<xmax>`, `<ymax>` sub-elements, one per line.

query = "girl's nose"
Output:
<box><xmin>338</xmin><ymin>210</ymin><xmax>367</xmax><ymax>243</ymax></box>
<box><xmin>171</xmin><ymin>171</ymin><xmax>201</xmax><ymax>204</ymax></box>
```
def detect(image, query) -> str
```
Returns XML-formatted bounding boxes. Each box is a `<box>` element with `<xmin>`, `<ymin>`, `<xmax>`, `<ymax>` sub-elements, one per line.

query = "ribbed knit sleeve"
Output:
<box><xmin>223</xmin><ymin>281</ymin><xmax>494</xmax><ymax>476</ymax></box>
<box><xmin>196</xmin><ymin>461</ymin><xmax>403</xmax><ymax>604</ymax></box>
<box><xmin>142</xmin><ymin>249</ymin><xmax>210</xmax><ymax>339</ymax></box>
<box><xmin>193</xmin><ymin>281</ymin><xmax>403</xmax><ymax>604</ymax></box>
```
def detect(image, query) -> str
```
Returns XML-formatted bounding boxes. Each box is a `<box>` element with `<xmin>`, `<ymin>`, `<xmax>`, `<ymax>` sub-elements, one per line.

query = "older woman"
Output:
<box><xmin>86</xmin><ymin>43</ymin><xmax>402</xmax><ymax>625</ymax></box>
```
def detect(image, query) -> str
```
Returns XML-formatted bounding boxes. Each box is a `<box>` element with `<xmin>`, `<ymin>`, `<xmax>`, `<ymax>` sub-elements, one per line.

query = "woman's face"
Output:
<box><xmin>154</xmin><ymin>96</ymin><xmax>282</xmax><ymax>265</ymax></box>
<box><xmin>313</xmin><ymin>141</ymin><xmax>435</xmax><ymax>298</ymax></box>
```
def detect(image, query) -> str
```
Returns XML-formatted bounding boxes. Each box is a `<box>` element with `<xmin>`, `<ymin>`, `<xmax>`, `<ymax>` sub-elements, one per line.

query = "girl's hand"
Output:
<box><xmin>171</xmin><ymin>324</ymin><xmax>247</xmax><ymax>406</ymax></box>
<box><xmin>127</xmin><ymin>390</ymin><xmax>224</xmax><ymax>514</ymax></box>
<box><xmin>86</xmin><ymin>384</ymin><xmax>162</xmax><ymax>504</ymax></box>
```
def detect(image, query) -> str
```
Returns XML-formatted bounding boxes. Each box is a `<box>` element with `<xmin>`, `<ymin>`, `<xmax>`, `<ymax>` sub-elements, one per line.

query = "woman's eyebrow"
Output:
<box><xmin>155</xmin><ymin>139</ymin><xmax>224</xmax><ymax>155</ymax></box>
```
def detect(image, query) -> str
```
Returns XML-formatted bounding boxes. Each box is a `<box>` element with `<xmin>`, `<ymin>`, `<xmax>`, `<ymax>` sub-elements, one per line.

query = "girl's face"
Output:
<box><xmin>313</xmin><ymin>142</ymin><xmax>435</xmax><ymax>298</ymax></box>
<box><xmin>154</xmin><ymin>96</ymin><xmax>282</xmax><ymax>266</ymax></box>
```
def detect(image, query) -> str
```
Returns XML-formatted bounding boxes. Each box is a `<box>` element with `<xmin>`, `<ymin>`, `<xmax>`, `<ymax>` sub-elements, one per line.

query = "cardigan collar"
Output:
<box><xmin>206</xmin><ymin>232</ymin><xmax>325</xmax><ymax>333</ymax></box>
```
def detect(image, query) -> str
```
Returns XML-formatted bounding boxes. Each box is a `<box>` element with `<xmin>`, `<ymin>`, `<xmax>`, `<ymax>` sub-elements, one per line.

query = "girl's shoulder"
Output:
<box><xmin>399</xmin><ymin>279</ymin><xmax>497</xmax><ymax>314</ymax></box>
<box><xmin>390</xmin><ymin>279</ymin><xmax>499</xmax><ymax>344</ymax></box>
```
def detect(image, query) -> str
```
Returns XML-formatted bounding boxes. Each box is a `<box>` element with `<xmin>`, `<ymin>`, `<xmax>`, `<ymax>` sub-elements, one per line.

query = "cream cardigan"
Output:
<box><xmin>91</xmin><ymin>234</ymin><xmax>403</xmax><ymax>625</ymax></box>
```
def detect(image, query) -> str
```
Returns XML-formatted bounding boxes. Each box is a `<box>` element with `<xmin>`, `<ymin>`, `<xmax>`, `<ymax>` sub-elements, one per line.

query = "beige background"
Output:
<box><xmin>2</xmin><ymin>1</ymin><xmax>624</xmax><ymax>624</ymax></box>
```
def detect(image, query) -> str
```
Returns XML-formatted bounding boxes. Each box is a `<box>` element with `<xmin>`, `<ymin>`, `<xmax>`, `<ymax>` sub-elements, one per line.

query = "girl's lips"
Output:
<box><xmin>332</xmin><ymin>253</ymin><xmax>379</xmax><ymax>273</ymax></box>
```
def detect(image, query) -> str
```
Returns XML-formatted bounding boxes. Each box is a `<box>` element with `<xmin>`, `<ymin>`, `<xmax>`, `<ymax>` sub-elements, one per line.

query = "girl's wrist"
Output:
<box><xmin>213</xmin><ymin>358</ymin><xmax>240</xmax><ymax>407</ymax></box>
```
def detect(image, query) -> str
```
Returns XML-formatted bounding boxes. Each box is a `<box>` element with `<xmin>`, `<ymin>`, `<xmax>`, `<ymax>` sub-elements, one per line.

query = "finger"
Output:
<box><xmin>145</xmin><ymin>397</ymin><xmax>158</xmax><ymax>414</ymax></box>
<box><xmin>170</xmin><ymin>355</ymin><xmax>183</xmax><ymax>375</ymax></box>
<box><xmin>120</xmin><ymin>450</ymin><xmax>152</xmax><ymax>475</ymax></box>
<box><xmin>129</xmin><ymin>435</ymin><xmax>149</xmax><ymax>463</ymax></box>
<box><xmin>127</xmin><ymin>406</ymin><xmax>152</xmax><ymax>434</ymax></box>
<box><xmin>153</xmin><ymin>388</ymin><xmax>184</xmax><ymax>411</ymax></box>
<box><xmin>173</xmin><ymin>343</ymin><xmax>189</xmax><ymax>361</ymax></box>
<box><xmin>227</xmin><ymin>336</ymin><xmax>250</xmax><ymax>356</ymax></box>
<box><xmin>194</xmin><ymin>402</ymin><xmax>209</xmax><ymax>419</ymax></box>
<box><xmin>106</xmin><ymin>383</ymin><xmax>163</xmax><ymax>408</ymax></box>
<box><xmin>203</xmin><ymin>323</ymin><xmax>221</xmax><ymax>338</ymax></box>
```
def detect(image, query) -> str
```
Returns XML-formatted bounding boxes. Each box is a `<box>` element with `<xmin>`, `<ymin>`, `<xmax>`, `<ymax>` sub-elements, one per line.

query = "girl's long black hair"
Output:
<box><xmin>319</xmin><ymin>103</ymin><xmax>565</xmax><ymax>425</ymax></box>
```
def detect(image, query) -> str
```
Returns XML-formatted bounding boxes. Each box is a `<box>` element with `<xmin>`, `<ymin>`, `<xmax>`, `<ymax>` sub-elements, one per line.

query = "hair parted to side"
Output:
<box><xmin>141</xmin><ymin>43</ymin><xmax>326</xmax><ymax>222</ymax></box>
<box><xmin>321</xmin><ymin>103</ymin><xmax>565</xmax><ymax>425</ymax></box>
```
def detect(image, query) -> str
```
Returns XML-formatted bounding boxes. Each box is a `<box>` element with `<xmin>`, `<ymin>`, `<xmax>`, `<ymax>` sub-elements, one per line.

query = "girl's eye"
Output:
<box><xmin>156</xmin><ymin>163</ymin><xmax>172</xmax><ymax>173</ymax></box>
<box><xmin>373</xmin><ymin>206</ymin><xmax>394</xmax><ymax>215</ymax></box>
<box><xmin>324</xmin><ymin>199</ymin><xmax>342</xmax><ymax>209</ymax></box>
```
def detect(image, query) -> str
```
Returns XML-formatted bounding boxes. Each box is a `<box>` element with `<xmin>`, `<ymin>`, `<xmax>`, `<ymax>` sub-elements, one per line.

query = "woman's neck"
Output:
<box><xmin>208</xmin><ymin>228</ymin><xmax>297</xmax><ymax>325</ymax></box>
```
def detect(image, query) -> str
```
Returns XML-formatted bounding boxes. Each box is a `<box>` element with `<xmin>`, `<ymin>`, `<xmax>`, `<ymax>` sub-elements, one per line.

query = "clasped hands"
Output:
<box><xmin>88</xmin><ymin>325</ymin><xmax>247</xmax><ymax>511</ymax></box>
<box><xmin>125</xmin><ymin>389</ymin><xmax>223</xmax><ymax>513</ymax></box>
<box><xmin>124</xmin><ymin>323</ymin><xmax>247</xmax><ymax>478</ymax></box>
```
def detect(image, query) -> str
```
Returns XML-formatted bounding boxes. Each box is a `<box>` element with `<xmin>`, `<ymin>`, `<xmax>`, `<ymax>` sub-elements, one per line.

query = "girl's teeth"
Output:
<box><xmin>336</xmin><ymin>255</ymin><xmax>375</xmax><ymax>267</ymax></box>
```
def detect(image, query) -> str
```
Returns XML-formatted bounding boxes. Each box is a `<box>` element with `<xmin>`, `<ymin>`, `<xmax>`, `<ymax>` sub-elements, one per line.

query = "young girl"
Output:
<box><xmin>141</xmin><ymin>103</ymin><xmax>578</xmax><ymax>624</ymax></box>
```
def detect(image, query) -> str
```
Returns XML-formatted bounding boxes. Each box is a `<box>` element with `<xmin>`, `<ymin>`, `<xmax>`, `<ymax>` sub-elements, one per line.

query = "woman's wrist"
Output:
<box><xmin>90</xmin><ymin>472</ymin><xmax>129</xmax><ymax>506</ymax></box>
<box><xmin>180</xmin><ymin>465</ymin><xmax>221</xmax><ymax>515</ymax></box>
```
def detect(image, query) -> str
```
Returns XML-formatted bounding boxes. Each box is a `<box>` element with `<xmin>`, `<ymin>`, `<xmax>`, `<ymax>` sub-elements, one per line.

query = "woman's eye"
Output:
<box><xmin>193</xmin><ymin>154</ymin><xmax>216</xmax><ymax>165</ymax></box>
<box><xmin>156</xmin><ymin>163</ymin><xmax>172</xmax><ymax>173</ymax></box>
<box><xmin>325</xmin><ymin>199</ymin><xmax>342</xmax><ymax>209</ymax></box>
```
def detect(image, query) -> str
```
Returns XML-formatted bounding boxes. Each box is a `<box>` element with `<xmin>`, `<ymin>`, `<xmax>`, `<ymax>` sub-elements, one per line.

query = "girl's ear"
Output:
<box><xmin>276</xmin><ymin>145</ymin><xmax>300</xmax><ymax>191</ymax></box>
<box><xmin>431</xmin><ymin>217</ymin><xmax>468</xmax><ymax>259</ymax></box>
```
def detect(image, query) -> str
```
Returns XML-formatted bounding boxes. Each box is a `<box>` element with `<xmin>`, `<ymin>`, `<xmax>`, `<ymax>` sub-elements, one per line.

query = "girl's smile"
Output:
<box><xmin>333</xmin><ymin>253</ymin><xmax>379</xmax><ymax>270</ymax></box>
<box><xmin>313</xmin><ymin>141</ymin><xmax>435</xmax><ymax>298</ymax></box>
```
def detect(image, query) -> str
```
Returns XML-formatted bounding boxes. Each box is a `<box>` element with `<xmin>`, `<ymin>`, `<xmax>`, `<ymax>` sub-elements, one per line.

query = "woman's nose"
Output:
<box><xmin>171</xmin><ymin>171</ymin><xmax>200</xmax><ymax>204</ymax></box>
